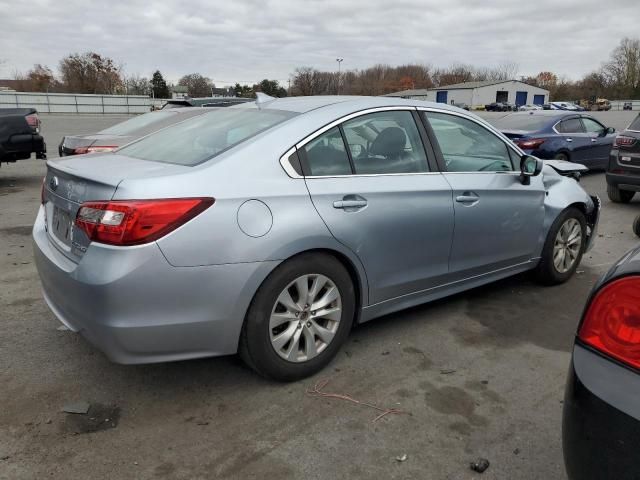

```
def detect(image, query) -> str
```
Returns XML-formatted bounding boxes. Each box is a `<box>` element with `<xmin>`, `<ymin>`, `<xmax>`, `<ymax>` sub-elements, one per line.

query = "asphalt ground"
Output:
<box><xmin>0</xmin><ymin>110</ymin><xmax>638</xmax><ymax>479</ymax></box>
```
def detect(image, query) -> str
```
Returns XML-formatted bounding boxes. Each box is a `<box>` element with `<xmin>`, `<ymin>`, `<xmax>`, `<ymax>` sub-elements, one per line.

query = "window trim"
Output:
<box><xmin>417</xmin><ymin>107</ymin><xmax>524</xmax><ymax>175</ymax></box>
<box><xmin>552</xmin><ymin>116</ymin><xmax>585</xmax><ymax>135</ymax></box>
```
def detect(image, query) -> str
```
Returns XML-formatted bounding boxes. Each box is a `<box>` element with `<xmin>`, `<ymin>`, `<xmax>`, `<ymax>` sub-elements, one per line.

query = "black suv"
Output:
<box><xmin>0</xmin><ymin>108</ymin><xmax>46</xmax><ymax>164</ymax></box>
<box><xmin>607</xmin><ymin>114</ymin><xmax>640</xmax><ymax>203</ymax></box>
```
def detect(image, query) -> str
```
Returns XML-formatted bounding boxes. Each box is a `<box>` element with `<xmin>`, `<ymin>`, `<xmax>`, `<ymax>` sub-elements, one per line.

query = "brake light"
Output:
<box><xmin>25</xmin><ymin>113</ymin><xmax>40</xmax><ymax>132</ymax></box>
<box><xmin>75</xmin><ymin>198</ymin><xmax>214</xmax><ymax>246</ymax></box>
<box><xmin>515</xmin><ymin>138</ymin><xmax>545</xmax><ymax>149</ymax></box>
<box><xmin>614</xmin><ymin>136</ymin><xmax>637</xmax><ymax>148</ymax></box>
<box><xmin>73</xmin><ymin>146</ymin><xmax>118</xmax><ymax>155</ymax></box>
<box><xmin>578</xmin><ymin>276</ymin><xmax>640</xmax><ymax>369</ymax></box>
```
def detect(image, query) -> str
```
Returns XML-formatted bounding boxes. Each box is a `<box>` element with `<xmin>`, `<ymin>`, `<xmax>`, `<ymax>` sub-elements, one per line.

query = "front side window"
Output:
<box><xmin>425</xmin><ymin>112</ymin><xmax>514</xmax><ymax>172</ymax></box>
<box><xmin>341</xmin><ymin>111</ymin><xmax>429</xmax><ymax>174</ymax></box>
<box><xmin>556</xmin><ymin>118</ymin><xmax>583</xmax><ymax>134</ymax></box>
<box><xmin>303</xmin><ymin>127</ymin><xmax>352</xmax><ymax>176</ymax></box>
<box><xmin>582</xmin><ymin>117</ymin><xmax>605</xmax><ymax>134</ymax></box>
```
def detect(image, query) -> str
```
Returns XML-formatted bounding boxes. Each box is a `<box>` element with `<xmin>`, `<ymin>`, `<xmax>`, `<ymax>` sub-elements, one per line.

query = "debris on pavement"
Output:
<box><xmin>440</xmin><ymin>369</ymin><xmax>456</xmax><ymax>375</ymax></box>
<box><xmin>62</xmin><ymin>402</ymin><xmax>90</xmax><ymax>414</ymax></box>
<box><xmin>63</xmin><ymin>403</ymin><xmax>120</xmax><ymax>434</ymax></box>
<box><xmin>395</xmin><ymin>454</ymin><xmax>408</xmax><ymax>462</ymax></box>
<box><xmin>470</xmin><ymin>458</ymin><xmax>490</xmax><ymax>473</ymax></box>
<box><xmin>306</xmin><ymin>379</ymin><xmax>410</xmax><ymax>422</ymax></box>
<box><xmin>513</xmin><ymin>448</ymin><xmax>520</xmax><ymax>455</ymax></box>
<box><xmin>56</xmin><ymin>325</ymin><xmax>69</xmax><ymax>331</ymax></box>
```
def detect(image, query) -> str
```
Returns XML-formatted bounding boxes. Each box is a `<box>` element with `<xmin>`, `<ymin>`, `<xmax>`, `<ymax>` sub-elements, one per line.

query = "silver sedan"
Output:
<box><xmin>33</xmin><ymin>95</ymin><xmax>600</xmax><ymax>381</ymax></box>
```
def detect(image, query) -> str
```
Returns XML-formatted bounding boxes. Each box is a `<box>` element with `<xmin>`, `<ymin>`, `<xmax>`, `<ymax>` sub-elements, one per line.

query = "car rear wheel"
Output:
<box><xmin>554</xmin><ymin>152</ymin><xmax>570</xmax><ymax>162</ymax></box>
<box><xmin>239</xmin><ymin>253</ymin><xmax>355</xmax><ymax>381</ymax></box>
<box><xmin>607</xmin><ymin>184</ymin><xmax>635</xmax><ymax>203</ymax></box>
<box><xmin>535</xmin><ymin>207</ymin><xmax>586</xmax><ymax>285</ymax></box>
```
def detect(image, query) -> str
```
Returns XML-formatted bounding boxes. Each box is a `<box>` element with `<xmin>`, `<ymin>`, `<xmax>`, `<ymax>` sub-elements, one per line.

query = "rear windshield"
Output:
<box><xmin>629</xmin><ymin>115</ymin><xmax>640</xmax><ymax>131</ymax></box>
<box><xmin>493</xmin><ymin>114</ymin><xmax>552</xmax><ymax>132</ymax></box>
<box><xmin>100</xmin><ymin>111</ymin><xmax>178</xmax><ymax>135</ymax></box>
<box><xmin>118</xmin><ymin>108</ymin><xmax>297</xmax><ymax>165</ymax></box>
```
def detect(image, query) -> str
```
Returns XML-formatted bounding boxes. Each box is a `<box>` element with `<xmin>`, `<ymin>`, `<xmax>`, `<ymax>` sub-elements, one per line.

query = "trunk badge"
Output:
<box><xmin>49</xmin><ymin>176</ymin><xmax>59</xmax><ymax>191</ymax></box>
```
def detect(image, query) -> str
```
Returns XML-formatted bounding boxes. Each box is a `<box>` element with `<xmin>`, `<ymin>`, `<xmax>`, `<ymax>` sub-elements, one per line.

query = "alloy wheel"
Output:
<box><xmin>269</xmin><ymin>274</ymin><xmax>342</xmax><ymax>363</ymax></box>
<box><xmin>553</xmin><ymin>218</ymin><xmax>582</xmax><ymax>273</ymax></box>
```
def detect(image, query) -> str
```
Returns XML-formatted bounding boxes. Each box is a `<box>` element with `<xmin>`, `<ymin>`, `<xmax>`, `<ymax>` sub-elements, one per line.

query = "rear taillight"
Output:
<box><xmin>75</xmin><ymin>198</ymin><xmax>214</xmax><ymax>246</ymax></box>
<box><xmin>515</xmin><ymin>138</ymin><xmax>545</xmax><ymax>149</ymax></box>
<box><xmin>73</xmin><ymin>146</ymin><xmax>118</xmax><ymax>155</ymax></box>
<box><xmin>614</xmin><ymin>136</ymin><xmax>637</xmax><ymax>148</ymax></box>
<box><xmin>26</xmin><ymin>113</ymin><xmax>40</xmax><ymax>132</ymax></box>
<box><xmin>578</xmin><ymin>276</ymin><xmax>640</xmax><ymax>369</ymax></box>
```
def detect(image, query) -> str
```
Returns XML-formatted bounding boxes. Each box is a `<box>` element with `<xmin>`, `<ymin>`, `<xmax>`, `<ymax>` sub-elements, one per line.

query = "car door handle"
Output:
<box><xmin>455</xmin><ymin>193</ymin><xmax>480</xmax><ymax>204</ymax></box>
<box><xmin>591</xmin><ymin>138</ymin><xmax>597</xmax><ymax>142</ymax></box>
<box><xmin>565</xmin><ymin>137</ymin><xmax>573</xmax><ymax>142</ymax></box>
<box><xmin>333</xmin><ymin>199</ymin><xmax>368</xmax><ymax>209</ymax></box>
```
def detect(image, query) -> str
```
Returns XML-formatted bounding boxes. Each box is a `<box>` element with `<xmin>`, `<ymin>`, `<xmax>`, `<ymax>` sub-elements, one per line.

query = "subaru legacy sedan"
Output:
<box><xmin>34</xmin><ymin>96</ymin><xmax>600</xmax><ymax>381</ymax></box>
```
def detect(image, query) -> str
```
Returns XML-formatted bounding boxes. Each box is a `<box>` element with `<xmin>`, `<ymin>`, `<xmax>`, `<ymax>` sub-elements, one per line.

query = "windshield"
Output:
<box><xmin>493</xmin><ymin>114</ymin><xmax>552</xmax><ymax>132</ymax></box>
<box><xmin>118</xmin><ymin>108</ymin><xmax>297</xmax><ymax>165</ymax></box>
<box><xmin>99</xmin><ymin>111</ymin><xmax>178</xmax><ymax>135</ymax></box>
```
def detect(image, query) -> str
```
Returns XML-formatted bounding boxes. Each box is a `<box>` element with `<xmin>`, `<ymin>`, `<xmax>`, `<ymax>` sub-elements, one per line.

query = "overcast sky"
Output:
<box><xmin>1</xmin><ymin>0</ymin><xmax>639</xmax><ymax>86</ymax></box>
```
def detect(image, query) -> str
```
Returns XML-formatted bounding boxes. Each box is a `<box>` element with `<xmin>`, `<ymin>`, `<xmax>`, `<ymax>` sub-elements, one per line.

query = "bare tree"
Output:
<box><xmin>603</xmin><ymin>37</ymin><xmax>640</xmax><ymax>98</ymax></box>
<box><xmin>124</xmin><ymin>74</ymin><xmax>150</xmax><ymax>95</ymax></box>
<box><xmin>59</xmin><ymin>52</ymin><xmax>123</xmax><ymax>94</ymax></box>
<box><xmin>178</xmin><ymin>73</ymin><xmax>213</xmax><ymax>97</ymax></box>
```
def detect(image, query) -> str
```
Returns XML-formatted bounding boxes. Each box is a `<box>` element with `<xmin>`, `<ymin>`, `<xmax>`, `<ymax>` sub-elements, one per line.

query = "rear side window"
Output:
<box><xmin>556</xmin><ymin>118</ymin><xmax>583</xmax><ymax>134</ymax></box>
<box><xmin>119</xmin><ymin>109</ymin><xmax>297</xmax><ymax>165</ymax></box>
<box><xmin>425</xmin><ymin>112</ymin><xmax>514</xmax><ymax>172</ymax></box>
<box><xmin>303</xmin><ymin>127</ymin><xmax>352</xmax><ymax>176</ymax></box>
<box><xmin>341</xmin><ymin>111</ymin><xmax>429</xmax><ymax>174</ymax></box>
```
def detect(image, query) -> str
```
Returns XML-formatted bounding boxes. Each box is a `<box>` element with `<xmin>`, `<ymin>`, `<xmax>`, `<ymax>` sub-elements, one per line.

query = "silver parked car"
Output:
<box><xmin>34</xmin><ymin>96</ymin><xmax>600</xmax><ymax>381</ymax></box>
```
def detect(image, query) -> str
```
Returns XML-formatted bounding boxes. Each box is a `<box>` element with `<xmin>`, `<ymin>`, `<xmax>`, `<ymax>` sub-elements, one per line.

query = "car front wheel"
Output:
<box><xmin>535</xmin><ymin>208</ymin><xmax>586</xmax><ymax>285</ymax></box>
<box><xmin>239</xmin><ymin>253</ymin><xmax>355</xmax><ymax>381</ymax></box>
<box><xmin>633</xmin><ymin>215</ymin><xmax>640</xmax><ymax>238</ymax></box>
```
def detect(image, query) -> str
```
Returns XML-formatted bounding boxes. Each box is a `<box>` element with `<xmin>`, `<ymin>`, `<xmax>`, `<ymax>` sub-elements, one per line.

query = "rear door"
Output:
<box><xmin>421</xmin><ymin>109</ymin><xmax>545</xmax><ymax>278</ymax></box>
<box><xmin>301</xmin><ymin>108</ymin><xmax>455</xmax><ymax>304</ymax></box>
<box><xmin>554</xmin><ymin>117</ymin><xmax>592</xmax><ymax>164</ymax></box>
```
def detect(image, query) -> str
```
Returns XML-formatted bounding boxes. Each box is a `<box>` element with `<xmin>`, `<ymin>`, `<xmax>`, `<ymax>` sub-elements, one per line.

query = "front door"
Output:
<box><xmin>301</xmin><ymin>109</ymin><xmax>454</xmax><ymax>304</ymax></box>
<box><xmin>581</xmin><ymin>116</ymin><xmax>616</xmax><ymax>168</ymax></box>
<box><xmin>422</xmin><ymin>111</ymin><xmax>545</xmax><ymax>277</ymax></box>
<box><xmin>554</xmin><ymin>116</ymin><xmax>592</xmax><ymax>163</ymax></box>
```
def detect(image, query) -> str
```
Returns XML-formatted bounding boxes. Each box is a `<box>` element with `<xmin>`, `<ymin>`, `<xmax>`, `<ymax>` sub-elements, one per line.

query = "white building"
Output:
<box><xmin>386</xmin><ymin>80</ymin><xmax>550</xmax><ymax>108</ymax></box>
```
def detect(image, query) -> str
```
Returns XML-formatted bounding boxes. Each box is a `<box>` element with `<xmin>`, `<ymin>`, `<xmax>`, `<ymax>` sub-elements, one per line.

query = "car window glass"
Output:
<box><xmin>582</xmin><ymin>117</ymin><xmax>605</xmax><ymax>134</ymax></box>
<box><xmin>303</xmin><ymin>127</ymin><xmax>352</xmax><ymax>176</ymax></box>
<box><xmin>556</xmin><ymin>118</ymin><xmax>583</xmax><ymax>134</ymax></box>
<box><xmin>342</xmin><ymin>111</ymin><xmax>429</xmax><ymax>174</ymax></box>
<box><xmin>425</xmin><ymin>112</ymin><xmax>513</xmax><ymax>172</ymax></box>
<box><xmin>629</xmin><ymin>115</ymin><xmax>640</xmax><ymax>131</ymax></box>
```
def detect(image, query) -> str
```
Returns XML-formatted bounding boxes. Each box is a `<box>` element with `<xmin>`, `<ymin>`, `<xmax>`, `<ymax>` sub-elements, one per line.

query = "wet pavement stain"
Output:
<box><xmin>421</xmin><ymin>381</ymin><xmax>488</xmax><ymax>427</ymax></box>
<box><xmin>1</xmin><ymin>225</ymin><xmax>32</xmax><ymax>236</ymax></box>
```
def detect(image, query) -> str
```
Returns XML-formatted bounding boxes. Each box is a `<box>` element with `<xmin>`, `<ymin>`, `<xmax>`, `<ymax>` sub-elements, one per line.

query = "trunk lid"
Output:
<box><xmin>500</xmin><ymin>129</ymin><xmax>530</xmax><ymax>140</ymax></box>
<box><xmin>42</xmin><ymin>154</ymin><xmax>191</xmax><ymax>262</ymax></box>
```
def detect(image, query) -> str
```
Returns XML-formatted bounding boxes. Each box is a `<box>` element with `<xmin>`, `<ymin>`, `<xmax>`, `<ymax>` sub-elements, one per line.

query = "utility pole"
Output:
<box><xmin>336</xmin><ymin>58</ymin><xmax>343</xmax><ymax>95</ymax></box>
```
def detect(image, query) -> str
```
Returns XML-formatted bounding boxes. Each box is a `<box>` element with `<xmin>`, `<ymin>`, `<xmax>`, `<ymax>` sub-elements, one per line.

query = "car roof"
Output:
<box><xmin>232</xmin><ymin>95</ymin><xmax>464</xmax><ymax>114</ymax></box>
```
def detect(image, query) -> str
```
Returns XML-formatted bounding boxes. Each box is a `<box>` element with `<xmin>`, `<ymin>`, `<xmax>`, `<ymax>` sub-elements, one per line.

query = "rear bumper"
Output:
<box><xmin>563</xmin><ymin>344</ymin><xmax>640</xmax><ymax>480</ymax></box>
<box><xmin>606</xmin><ymin>172</ymin><xmax>640</xmax><ymax>191</ymax></box>
<box><xmin>32</xmin><ymin>206</ymin><xmax>277</xmax><ymax>364</ymax></box>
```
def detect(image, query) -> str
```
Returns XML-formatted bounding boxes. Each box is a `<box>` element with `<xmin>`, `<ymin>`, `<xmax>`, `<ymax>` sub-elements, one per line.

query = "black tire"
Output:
<box><xmin>634</xmin><ymin>215</ymin><xmax>640</xmax><ymax>238</ymax></box>
<box><xmin>554</xmin><ymin>152</ymin><xmax>570</xmax><ymax>162</ymax></box>
<box><xmin>535</xmin><ymin>207</ymin><xmax>587</xmax><ymax>285</ymax></box>
<box><xmin>607</xmin><ymin>184</ymin><xmax>635</xmax><ymax>203</ymax></box>
<box><xmin>239</xmin><ymin>253</ymin><xmax>355</xmax><ymax>381</ymax></box>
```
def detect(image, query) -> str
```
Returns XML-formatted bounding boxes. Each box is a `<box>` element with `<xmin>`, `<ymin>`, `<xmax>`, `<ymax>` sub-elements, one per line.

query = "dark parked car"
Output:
<box><xmin>623</xmin><ymin>102</ymin><xmax>633</xmax><ymax>111</ymax></box>
<box><xmin>606</xmin><ymin>114</ymin><xmax>640</xmax><ymax>202</ymax></box>
<box><xmin>58</xmin><ymin>107</ymin><xmax>213</xmax><ymax>156</ymax></box>
<box><xmin>0</xmin><ymin>108</ymin><xmax>46</xmax><ymax>164</ymax></box>
<box><xmin>495</xmin><ymin>111</ymin><xmax>616</xmax><ymax>170</ymax></box>
<box><xmin>563</xmin><ymin>244</ymin><xmax>640</xmax><ymax>480</ymax></box>
<box><xmin>161</xmin><ymin>97</ymin><xmax>253</xmax><ymax>109</ymax></box>
<box><xmin>485</xmin><ymin>102</ymin><xmax>510</xmax><ymax>112</ymax></box>
<box><xmin>453</xmin><ymin>102</ymin><xmax>470</xmax><ymax>111</ymax></box>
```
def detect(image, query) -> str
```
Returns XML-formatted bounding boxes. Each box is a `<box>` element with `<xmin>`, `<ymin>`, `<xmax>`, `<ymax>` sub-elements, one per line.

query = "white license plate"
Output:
<box><xmin>52</xmin><ymin>207</ymin><xmax>72</xmax><ymax>246</ymax></box>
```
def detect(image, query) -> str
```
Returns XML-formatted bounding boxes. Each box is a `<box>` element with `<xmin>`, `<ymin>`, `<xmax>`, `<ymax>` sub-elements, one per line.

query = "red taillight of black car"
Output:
<box><xmin>75</xmin><ymin>198</ymin><xmax>214</xmax><ymax>246</ymax></box>
<box><xmin>614</xmin><ymin>136</ymin><xmax>637</xmax><ymax>148</ymax></box>
<box><xmin>579</xmin><ymin>276</ymin><xmax>640</xmax><ymax>369</ymax></box>
<box><xmin>25</xmin><ymin>113</ymin><xmax>40</xmax><ymax>133</ymax></box>
<box><xmin>515</xmin><ymin>138</ymin><xmax>546</xmax><ymax>149</ymax></box>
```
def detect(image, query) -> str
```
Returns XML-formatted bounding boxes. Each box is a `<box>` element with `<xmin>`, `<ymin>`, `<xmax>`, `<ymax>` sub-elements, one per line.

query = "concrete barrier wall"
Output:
<box><xmin>0</xmin><ymin>91</ymin><xmax>156</xmax><ymax>114</ymax></box>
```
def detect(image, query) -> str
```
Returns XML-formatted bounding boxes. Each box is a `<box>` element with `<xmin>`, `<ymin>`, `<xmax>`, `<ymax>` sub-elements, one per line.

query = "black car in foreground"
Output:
<box><xmin>606</xmin><ymin>114</ymin><xmax>640</xmax><ymax>203</ymax></box>
<box><xmin>563</xmin><ymin>244</ymin><xmax>640</xmax><ymax>480</ymax></box>
<box><xmin>0</xmin><ymin>108</ymin><xmax>46</xmax><ymax>164</ymax></box>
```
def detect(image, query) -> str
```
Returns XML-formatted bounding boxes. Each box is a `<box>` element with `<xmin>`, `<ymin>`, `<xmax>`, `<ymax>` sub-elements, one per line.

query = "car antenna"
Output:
<box><xmin>255</xmin><ymin>92</ymin><xmax>276</xmax><ymax>109</ymax></box>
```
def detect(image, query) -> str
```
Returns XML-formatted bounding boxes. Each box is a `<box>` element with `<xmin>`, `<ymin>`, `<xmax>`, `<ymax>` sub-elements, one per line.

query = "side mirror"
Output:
<box><xmin>520</xmin><ymin>155</ymin><xmax>543</xmax><ymax>185</ymax></box>
<box><xmin>605</xmin><ymin>126</ymin><xmax>615</xmax><ymax>136</ymax></box>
